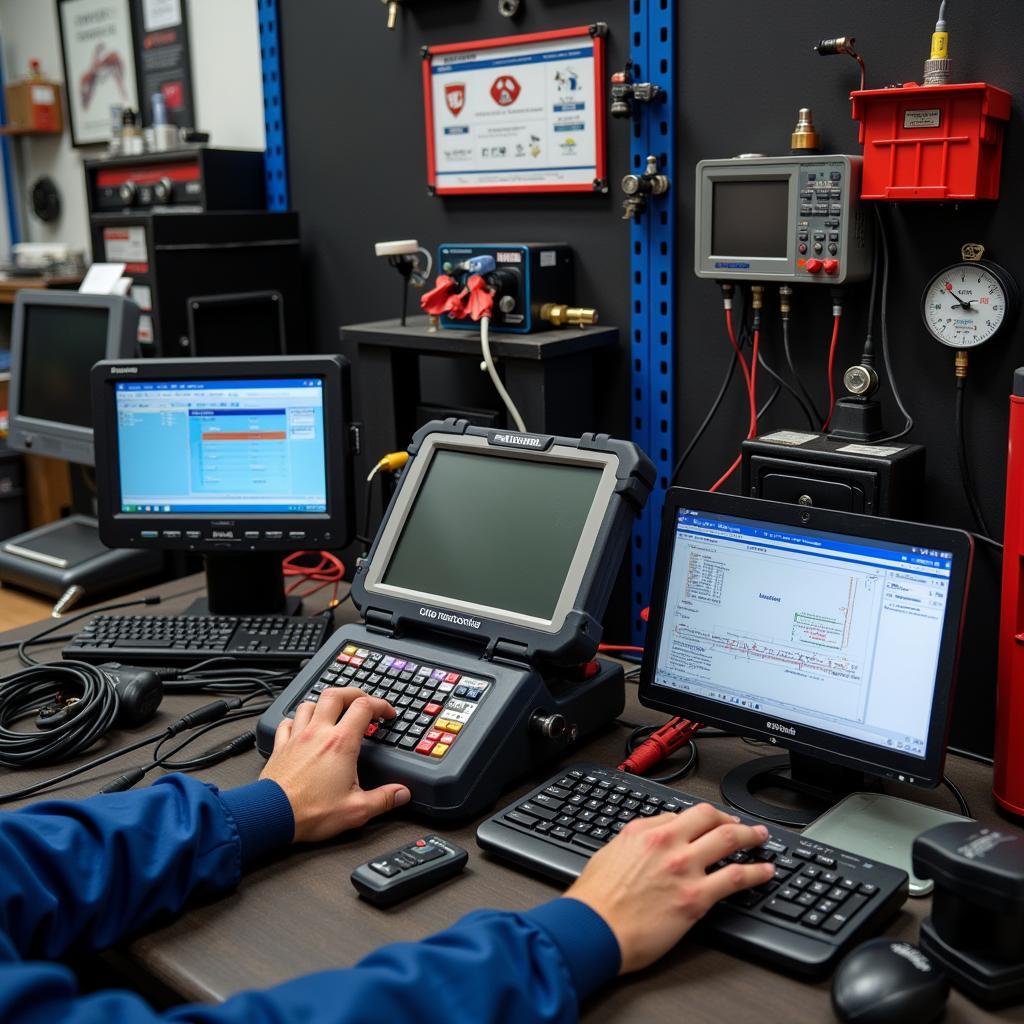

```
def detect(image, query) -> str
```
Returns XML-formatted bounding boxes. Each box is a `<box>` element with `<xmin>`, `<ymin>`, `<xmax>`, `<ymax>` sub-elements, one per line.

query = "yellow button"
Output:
<box><xmin>343</xmin><ymin>645</ymin><xmax>357</xmax><ymax>655</ymax></box>
<box><xmin>430</xmin><ymin>743</ymin><xmax>449</xmax><ymax>758</ymax></box>
<box><xmin>435</xmin><ymin>718</ymin><xmax>452</xmax><ymax>731</ymax></box>
<box><xmin>445</xmin><ymin>721</ymin><xmax>463</xmax><ymax>733</ymax></box>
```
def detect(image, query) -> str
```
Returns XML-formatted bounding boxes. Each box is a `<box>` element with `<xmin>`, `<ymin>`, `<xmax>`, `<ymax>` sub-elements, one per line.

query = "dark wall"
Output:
<box><xmin>281</xmin><ymin>0</ymin><xmax>1021</xmax><ymax>759</ymax></box>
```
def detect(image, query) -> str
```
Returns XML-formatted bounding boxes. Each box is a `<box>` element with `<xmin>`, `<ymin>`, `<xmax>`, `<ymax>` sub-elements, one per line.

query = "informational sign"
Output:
<box><xmin>131</xmin><ymin>0</ymin><xmax>194</xmax><ymax>130</ymax></box>
<box><xmin>423</xmin><ymin>25</ymin><xmax>607</xmax><ymax>195</ymax></box>
<box><xmin>57</xmin><ymin>0</ymin><xmax>139</xmax><ymax>146</ymax></box>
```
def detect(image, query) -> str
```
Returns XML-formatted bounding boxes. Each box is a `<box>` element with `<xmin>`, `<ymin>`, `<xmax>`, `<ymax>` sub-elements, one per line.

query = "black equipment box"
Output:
<box><xmin>90</xmin><ymin>212</ymin><xmax>303</xmax><ymax>357</ymax></box>
<box><xmin>741</xmin><ymin>431</ymin><xmax>925</xmax><ymax>518</ymax></box>
<box><xmin>437</xmin><ymin>243</ymin><xmax>574</xmax><ymax>334</ymax></box>
<box><xmin>914</xmin><ymin>821</ymin><xmax>1024</xmax><ymax>1007</ymax></box>
<box><xmin>258</xmin><ymin>420</ymin><xmax>655</xmax><ymax>819</ymax></box>
<box><xmin>84</xmin><ymin>149</ymin><xmax>265</xmax><ymax>214</ymax></box>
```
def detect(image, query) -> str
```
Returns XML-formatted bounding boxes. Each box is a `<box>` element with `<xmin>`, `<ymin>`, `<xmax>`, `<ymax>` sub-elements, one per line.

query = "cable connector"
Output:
<box><xmin>100</xmin><ymin>768</ymin><xmax>147</xmax><ymax>794</ymax></box>
<box><xmin>924</xmin><ymin>0</ymin><xmax>951</xmax><ymax>85</ymax></box>
<box><xmin>779</xmin><ymin>284</ymin><xmax>793</xmax><ymax>318</ymax></box>
<box><xmin>618</xmin><ymin>717</ymin><xmax>702</xmax><ymax>775</ymax></box>
<box><xmin>751</xmin><ymin>284</ymin><xmax>765</xmax><ymax>331</ymax></box>
<box><xmin>719</xmin><ymin>281</ymin><xmax>735</xmax><ymax>311</ymax></box>
<box><xmin>167</xmin><ymin>698</ymin><xmax>243</xmax><ymax>737</ymax></box>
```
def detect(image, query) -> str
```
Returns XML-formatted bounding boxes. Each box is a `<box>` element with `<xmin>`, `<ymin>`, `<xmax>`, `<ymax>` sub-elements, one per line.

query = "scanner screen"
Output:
<box><xmin>382</xmin><ymin>449</ymin><xmax>602</xmax><ymax>620</ymax></box>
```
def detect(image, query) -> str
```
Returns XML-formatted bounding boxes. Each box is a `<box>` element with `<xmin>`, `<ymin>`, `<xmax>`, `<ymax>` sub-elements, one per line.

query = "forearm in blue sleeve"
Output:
<box><xmin>0</xmin><ymin>897</ymin><xmax>619</xmax><ymax>1024</ymax></box>
<box><xmin>0</xmin><ymin>774</ymin><xmax>294</xmax><ymax>961</ymax></box>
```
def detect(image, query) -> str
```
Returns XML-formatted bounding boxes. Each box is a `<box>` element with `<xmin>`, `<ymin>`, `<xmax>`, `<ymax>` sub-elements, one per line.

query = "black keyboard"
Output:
<box><xmin>63</xmin><ymin>614</ymin><xmax>330</xmax><ymax>668</ymax></box>
<box><xmin>476</xmin><ymin>764</ymin><xmax>909</xmax><ymax>978</ymax></box>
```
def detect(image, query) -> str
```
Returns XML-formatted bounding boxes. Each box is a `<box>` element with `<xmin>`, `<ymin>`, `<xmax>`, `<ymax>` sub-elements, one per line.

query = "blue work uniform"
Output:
<box><xmin>0</xmin><ymin>775</ymin><xmax>621</xmax><ymax>1022</ymax></box>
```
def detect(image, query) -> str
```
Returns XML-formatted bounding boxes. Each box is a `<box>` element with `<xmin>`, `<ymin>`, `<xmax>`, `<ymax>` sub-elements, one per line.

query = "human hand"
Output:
<box><xmin>260</xmin><ymin>687</ymin><xmax>411</xmax><ymax>843</ymax></box>
<box><xmin>565</xmin><ymin>804</ymin><xmax>775</xmax><ymax>973</ymax></box>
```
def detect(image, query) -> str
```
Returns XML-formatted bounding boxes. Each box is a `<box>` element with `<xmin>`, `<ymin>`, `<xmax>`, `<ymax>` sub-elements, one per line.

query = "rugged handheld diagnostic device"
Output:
<box><xmin>258</xmin><ymin>420</ymin><xmax>654</xmax><ymax>819</ymax></box>
<box><xmin>694</xmin><ymin>154</ymin><xmax>872</xmax><ymax>284</ymax></box>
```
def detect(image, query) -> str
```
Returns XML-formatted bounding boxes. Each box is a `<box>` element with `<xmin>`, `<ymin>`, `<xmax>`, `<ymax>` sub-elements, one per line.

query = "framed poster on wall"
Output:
<box><xmin>57</xmin><ymin>0</ymin><xmax>139</xmax><ymax>146</ymax></box>
<box><xmin>130</xmin><ymin>0</ymin><xmax>195</xmax><ymax>131</ymax></box>
<box><xmin>423</xmin><ymin>24</ymin><xmax>607</xmax><ymax>195</ymax></box>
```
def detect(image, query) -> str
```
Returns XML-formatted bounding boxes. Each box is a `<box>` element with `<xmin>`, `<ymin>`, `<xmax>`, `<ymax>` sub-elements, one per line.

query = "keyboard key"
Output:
<box><xmin>816</xmin><ymin>900</ymin><xmax>838</xmax><ymax>914</ymax></box>
<box><xmin>571</xmin><ymin>833</ymin><xmax>606</xmax><ymax>852</ymax></box>
<box><xmin>827</xmin><ymin>887</ymin><xmax>849</xmax><ymax>902</ymax></box>
<box><xmin>822</xmin><ymin>871</ymin><xmax>840</xmax><ymax>885</ymax></box>
<box><xmin>777</xmin><ymin>887</ymin><xmax>799</xmax><ymax>901</ymax></box>
<box><xmin>858</xmin><ymin>883</ymin><xmax>879</xmax><ymax>897</ymax></box>
<box><xmin>802</xmin><ymin>911</ymin><xmax>825</xmax><ymax>928</ymax></box>
<box><xmin>764</xmin><ymin>898</ymin><xmax>806</xmax><ymax>922</ymax></box>
<box><xmin>506</xmin><ymin>811</ymin><xmax>538</xmax><ymax>829</ymax></box>
<box><xmin>809</xmin><ymin>881</ymin><xmax>830</xmax><ymax>896</ymax></box>
<box><xmin>796</xmin><ymin>892</ymin><xmax>817</xmax><ymax>907</ymax></box>
<box><xmin>415</xmin><ymin>739</ymin><xmax>435</xmax><ymax>755</ymax></box>
<box><xmin>519</xmin><ymin>802</ymin><xmax>558</xmax><ymax>822</ymax></box>
<box><xmin>398</xmin><ymin>735</ymin><xmax>418</xmax><ymax>749</ymax></box>
<box><xmin>550</xmin><ymin>827</ymin><xmax>573</xmax><ymax>841</ymax></box>
<box><xmin>840</xmin><ymin>878</ymin><xmax>859</xmax><ymax>891</ymax></box>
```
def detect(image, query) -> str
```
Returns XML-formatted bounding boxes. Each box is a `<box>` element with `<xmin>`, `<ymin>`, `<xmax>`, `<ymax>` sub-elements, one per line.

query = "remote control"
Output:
<box><xmin>351</xmin><ymin>835</ymin><xmax>469</xmax><ymax>907</ymax></box>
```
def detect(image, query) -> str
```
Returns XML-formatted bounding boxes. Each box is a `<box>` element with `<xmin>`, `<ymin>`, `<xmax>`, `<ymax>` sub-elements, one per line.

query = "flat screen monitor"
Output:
<box><xmin>639</xmin><ymin>489</ymin><xmax>972</xmax><ymax>820</ymax></box>
<box><xmin>7</xmin><ymin>291</ymin><xmax>140</xmax><ymax>465</ymax></box>
<box><xmin>91</xmin><ymin>355</ymin><xmax>354</xmax><ymax>614</ymax></box>
<box><xmin>358</xmin><ymin>429</ymin><xmax>628</xmax><ymax>643</ymax></box>
<box><xmin>711</xmin><ymin>179</ymin><xmax>789</xmax><ymax>258</ymax></box>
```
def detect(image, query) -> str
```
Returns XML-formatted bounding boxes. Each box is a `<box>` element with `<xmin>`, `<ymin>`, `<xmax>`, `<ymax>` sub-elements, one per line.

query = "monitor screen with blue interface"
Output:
<box><xmin>652</xmin><ymin>508</ymin><xmax>954</xmax><ymax>760</ymax></box>
<box><xmin>113</xmin><ymin>378</ymin><xmax>328</xmax><ymax>514</ymax></box>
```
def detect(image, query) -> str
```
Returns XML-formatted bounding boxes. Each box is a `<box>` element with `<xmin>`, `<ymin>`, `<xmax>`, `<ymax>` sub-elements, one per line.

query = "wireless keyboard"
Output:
<box><xmin>476</xmin><ymin>764</ymin><xmax>910</xmax><ymax>978</ymax></box>
<box><xmin>63</xmin><ymin>614</ymin><xmax>329</xmax><ymax>668</ymax></box>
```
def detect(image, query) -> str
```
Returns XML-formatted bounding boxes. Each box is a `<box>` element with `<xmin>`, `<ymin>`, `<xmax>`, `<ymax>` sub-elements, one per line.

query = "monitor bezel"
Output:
<box><xmin>8</xmin><ymin>291</ymin><xmax>140</xmax><ymax>466</ymax></box>
<box><xmin>91</xmin><ymin>355</ymin><xmax>354</xmax><ymax>552</ymax></box>
<box><xmin>359</xmin><ymin>431</ymin><xmax>620</xmax><ymax>635</ymax></box>
<box><xmin>638</xmin><ymin>488</ymin><xmax>973</xmax><ymax>790</ymax></box>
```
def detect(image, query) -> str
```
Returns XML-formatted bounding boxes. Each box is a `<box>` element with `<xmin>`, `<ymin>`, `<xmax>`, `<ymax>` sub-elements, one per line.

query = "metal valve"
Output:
<box><xmin>610</xmin><ymin>63</ymin><xmax>664</xmax><ymax>118</ymax></box>
<box><xmin>843</xmin><ymin>364</ymin><xmax>879</xmax><ymax>397</ymax></box>
<box><xmin>620</xmin><ymin>155</ymin><xmax>670</xmax><ymax>220</ymax></box>
<box><xmin>498</xmin><ymin>0</ymin><xmax>521</xmax><ymax>16</ymax></box>
<box><xmin>380</xmin><ymin>0</ymin><xmax>400</xmax><ymax>29</ymax></box>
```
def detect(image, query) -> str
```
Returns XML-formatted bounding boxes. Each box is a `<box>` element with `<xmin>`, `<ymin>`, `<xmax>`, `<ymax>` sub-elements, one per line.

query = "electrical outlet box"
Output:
<box><xmin>437</xmin><ymin>243</ymin><xmax>573</xmax><ymax>333</ymax></box>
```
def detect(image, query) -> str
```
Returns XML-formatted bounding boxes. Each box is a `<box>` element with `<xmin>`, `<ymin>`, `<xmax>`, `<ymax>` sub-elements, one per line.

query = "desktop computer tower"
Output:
<box><xmin>90</xmin><ymin>211</ymin><xmax>304</xmax><ymax>357</ymax></box>
<box><xmin>741</xmin><ymin>432</ymin><xmax>925</xmax><ymax>518</ymax></box>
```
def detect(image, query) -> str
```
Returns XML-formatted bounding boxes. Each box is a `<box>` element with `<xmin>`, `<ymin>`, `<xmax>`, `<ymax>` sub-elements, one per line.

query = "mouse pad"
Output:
<box><xmin>803</xmin><ymin>791</ymin><xmax>971</xmax><ymax>896</ymax></box>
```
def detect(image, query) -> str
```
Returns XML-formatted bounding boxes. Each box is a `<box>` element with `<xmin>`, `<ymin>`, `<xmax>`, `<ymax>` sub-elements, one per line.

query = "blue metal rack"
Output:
<box><xmin>258</xmin><ymin>0</ymin><xmax>288</xmax><ymax>211</ymax></box>
<box><xmin>629</xmin><ymin>0</ymin><xmax>676</xmax><ymax>642</ymax></box>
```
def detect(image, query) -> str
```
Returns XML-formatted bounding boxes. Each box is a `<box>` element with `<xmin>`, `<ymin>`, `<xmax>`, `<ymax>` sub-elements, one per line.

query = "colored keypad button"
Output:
<box><xmin>445</xmin><ymin>672</ymin><xmax>460</xmax><ymax>683</ymax></box>
<box><xmin>424</xmin><ymin>702</ymin><xmax>443</xmax><ymax>716</ymax></box>
<box><xmin>444</xmin><ymin>721</ymin><xmax>463</xmax><ymax>734</ymax></box>
<box><xmin>336</xmin><ymin>653</ymin><xmax>351</xmax><ymax>663</ymax></box>
<box><xmin>431</xmin><ymin>743</ymin><xmax>450</xmax><ymax>758</ymax></box>
<box><xmin>415</xmin><ymin>739</ymin><xmax>435</xmax><ymax>755</ymax></box>
<box><xmin>454</xmin><ymin>685</ymin><xmax>468</xmax><ymax>697</ymax></box>
<box><xmin>343</xmin><ymin>645</ymin><xmax>357</xmax><ymax>655</ymax></box>
<box><xmin>439</xmin><ymin>732</ymin><xmax>458</xmax><ymax>745</ymax></box>
<box><xmin>426</xmin><ymin>729</ymin><xmax>443</xmax><ymax>742</ymax></box>
<box><xmin>364</xmin><ymin>723</ymin><xmax>379</xmax><ymax>738</ymax></box>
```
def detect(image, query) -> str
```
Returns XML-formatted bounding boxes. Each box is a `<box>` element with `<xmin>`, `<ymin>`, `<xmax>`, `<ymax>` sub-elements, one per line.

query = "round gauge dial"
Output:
<box><xmin>921</xmin><ymin>260</ymin><xmax>1018</xmax><ymax>349</ymax></box>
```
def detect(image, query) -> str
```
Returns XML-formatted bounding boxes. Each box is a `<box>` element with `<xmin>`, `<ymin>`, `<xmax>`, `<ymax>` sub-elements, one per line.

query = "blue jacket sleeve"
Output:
<box><xmin>0</xmin><ymin>773</ymin><xmax>294</xmax><ymax>960</ymax></box>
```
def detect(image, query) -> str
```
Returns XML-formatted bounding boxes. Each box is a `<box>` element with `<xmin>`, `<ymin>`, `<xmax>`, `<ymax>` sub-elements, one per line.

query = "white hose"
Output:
<box><xmin>479</xmin><ymin>315</ymin><xmax>527</xmax><ymax>432</ymax></box>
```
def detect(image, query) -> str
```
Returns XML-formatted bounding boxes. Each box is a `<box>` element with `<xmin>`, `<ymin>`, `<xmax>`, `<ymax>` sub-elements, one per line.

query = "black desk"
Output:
<box><xmin>0</xmin><ymin>577</ymin><xmax>1018</xmax><ymax>1023</ymax></box>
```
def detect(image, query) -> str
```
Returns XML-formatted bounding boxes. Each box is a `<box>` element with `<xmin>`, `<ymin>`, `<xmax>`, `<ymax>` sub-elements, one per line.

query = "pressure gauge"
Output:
<box><xmin>921</xmin><ymin>246</ymin><xmax>1019</xmax><ymax>349</ymax></box>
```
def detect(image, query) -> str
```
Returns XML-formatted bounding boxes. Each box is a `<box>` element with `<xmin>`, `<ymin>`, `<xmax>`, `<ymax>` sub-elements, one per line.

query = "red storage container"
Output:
<box><xmin>851</xmin><ymin>81</ymin><xmax>1011</xmax><ymax>200</ymax></box>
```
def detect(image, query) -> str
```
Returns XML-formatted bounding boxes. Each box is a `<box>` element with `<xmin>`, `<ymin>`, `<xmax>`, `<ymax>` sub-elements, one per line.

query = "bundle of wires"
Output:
<box><xmin>282</xmin><ymin>550</ymin><xmax>348</xmax><ymax>606</ymax></box>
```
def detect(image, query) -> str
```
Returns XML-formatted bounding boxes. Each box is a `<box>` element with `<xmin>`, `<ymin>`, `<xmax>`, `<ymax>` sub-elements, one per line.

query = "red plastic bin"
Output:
<box><xmin>851</xmin><ymin>81</ymin><xmax>1011</xmax><ymax>200</ymax></box>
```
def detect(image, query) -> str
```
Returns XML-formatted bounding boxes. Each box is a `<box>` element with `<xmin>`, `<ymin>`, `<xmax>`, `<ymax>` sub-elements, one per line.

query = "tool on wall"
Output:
<box><xmin>621</xmin><ymin>154</ymin><xmax>670</xmax><ymax>221</ymax></box>
<box><xmin>813</xmin><ymin>36</ymin><xmax>866</xmax><ymax>90</ymax></box>
<box><xmin>379</xmin><ymin>0</ymin><xmax>403</xmax><ymax>29</ymax></box>
<box><xmin>497</xmin><ymin>0</ymin><xmax>521</xmax><ymax>17</ymax></box>
<box><xmin>375</xmin><ymin>239</ymin><xmax>433</xmax><ymax>327</ymax></box>
<box><xmin>609</xmin><ymin>62</ymin><xmax>664</xmax><ymax>119</ymax></box>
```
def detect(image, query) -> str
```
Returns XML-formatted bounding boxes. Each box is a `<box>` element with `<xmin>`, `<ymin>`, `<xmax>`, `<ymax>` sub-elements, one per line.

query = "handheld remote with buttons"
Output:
<box><xmin>351</xmin><ymin>835</ymin><xmax>469</xmax><ymax>907</ymax></box>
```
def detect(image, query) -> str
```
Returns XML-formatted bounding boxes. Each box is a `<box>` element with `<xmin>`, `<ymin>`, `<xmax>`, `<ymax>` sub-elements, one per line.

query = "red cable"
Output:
<box><xmin>710</xmin><ymin>324</ymin><xmax>760</xmax><ymax>493</ymax></box>
<box><xmin>598</xmin><ymin>644</ymin><xmax>645</xmax><ymax>653</ymax></box>
<box><xmin>821</xmin><ymin>314</ymin><xmax>842</xmax><ymax>431</ymax></box>
<box><xmin>282</xmin><ymin>551</ymin><xmax>346</xmax><ymax>598</ymax></box>
<box><xmin>725</xmin><ymin>309</ymin><xmax>755</xmax><ymax>433</ymax></box>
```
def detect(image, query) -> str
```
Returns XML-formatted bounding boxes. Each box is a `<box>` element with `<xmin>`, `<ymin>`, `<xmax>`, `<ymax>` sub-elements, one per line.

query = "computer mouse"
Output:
<box><xmin>831</xmin><ymin>938</ymin><xmax>949</xmax><ymax>1024</ymax></box>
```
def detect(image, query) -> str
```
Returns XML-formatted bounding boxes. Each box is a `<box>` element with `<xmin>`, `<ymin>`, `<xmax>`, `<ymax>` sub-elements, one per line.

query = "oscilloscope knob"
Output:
<box><xmin>797</xmin><ymin>495</ymin><xmax>814</xmax><ymax>507</ymax></box>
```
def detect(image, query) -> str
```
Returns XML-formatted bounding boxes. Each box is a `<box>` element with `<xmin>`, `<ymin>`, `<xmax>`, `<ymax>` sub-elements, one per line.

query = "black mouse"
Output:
<box><xmin>832</xmin><ymin>938</ymin><xmax>949</xmax><ymax>1024</ymax></box>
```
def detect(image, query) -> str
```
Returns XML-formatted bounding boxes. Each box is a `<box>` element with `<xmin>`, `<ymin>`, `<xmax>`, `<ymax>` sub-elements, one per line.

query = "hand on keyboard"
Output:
<box><xmin>261</xmin><ymin>687</ymin><xmax>412</xmax><ymax>843</ymax></box>
<box><xmin>565</xmin><ymin>804</ymin><xmax>774</xmax><ymax>973</ymax></box>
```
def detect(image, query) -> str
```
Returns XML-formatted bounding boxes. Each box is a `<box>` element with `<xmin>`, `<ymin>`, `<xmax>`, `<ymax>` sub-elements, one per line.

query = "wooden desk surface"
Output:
<box><xmin>0</xmin><ymin>578</ymin><xmax>1021</xmax><ymax>1023</ymax></box>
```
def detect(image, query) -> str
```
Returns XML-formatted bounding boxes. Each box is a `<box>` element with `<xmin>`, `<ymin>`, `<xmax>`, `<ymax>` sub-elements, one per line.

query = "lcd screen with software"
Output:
<box><xmin>20</xmin><ymin>305</ymin><xmax>110</xmax><ymax>428</ymax></box>
<box><xmin>711</xmin><ymin>180</ymin><xmax>790</xmax><ymax>258</ymax></box>
<box><xmin>381</xmin><ymin>449</ymin><xmax>602</xmax><ymax>619</ymax></box>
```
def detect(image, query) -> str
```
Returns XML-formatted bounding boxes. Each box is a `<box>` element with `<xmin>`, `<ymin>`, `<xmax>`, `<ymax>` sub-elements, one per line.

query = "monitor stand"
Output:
<box><xmin>184</xmin><ymin>552</ymin><xmax>302</xmax><ymax>617</ymax></box>
<box><xmin>720</xmin><ymin>751</ymin><xmax>879</xmax><ymax>828</ymax></box>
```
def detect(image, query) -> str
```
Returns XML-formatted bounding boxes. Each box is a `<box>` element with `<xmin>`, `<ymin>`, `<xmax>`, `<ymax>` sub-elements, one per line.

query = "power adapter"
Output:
<box><xmin>98</xmin><ymin>663</ymin><xmax>164</xmax><ymax>728</ymax></box>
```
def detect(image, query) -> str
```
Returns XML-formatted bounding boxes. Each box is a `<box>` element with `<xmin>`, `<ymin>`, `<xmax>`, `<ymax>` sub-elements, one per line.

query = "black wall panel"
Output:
<box><xmin>282</xmin><ymin>0</ymin><xmax>1022</xmax><ymax>758</ymax></box>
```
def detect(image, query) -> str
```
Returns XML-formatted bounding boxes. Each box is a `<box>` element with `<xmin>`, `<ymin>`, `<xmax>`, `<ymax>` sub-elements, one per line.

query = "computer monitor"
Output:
<box><xmin>353</xmin><ymin>425</ymin><xmax>654</xmax><ymax>665</ymax></box>
<box><xmin>639</xmin><ymin>488</ymin><xmax>972</xmax><ymax>826</ymax></box>
<box><xmin>7</xmin><ymin>291</ymin><xmax>140</xmax><ymax>465</ymax></box>
<box><xmin>91</xmin><ymin>355</ymin><xmax>355</xmax><ymax>615</ymax></box>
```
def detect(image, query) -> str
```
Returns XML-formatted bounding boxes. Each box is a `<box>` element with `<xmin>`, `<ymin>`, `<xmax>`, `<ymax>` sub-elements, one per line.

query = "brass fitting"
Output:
<box><xmin>751</xmin><ymin>284</ymin><xmax>765</xmax><ymax>310</ymax></box>
<box><xmin>540</xmin><ymin>303</ymin><xmax>599</xmax><ymax>328</ymax></box>
<box><xmin>779</xmin><ymin>285</ymin><xmax>792</xmax><ymax>316</ymax></box>
<box><xmin>955</xmin><ymin>351</ymin><xmax>969</xmax><ymax>379</ymax></box>
<box><xmin>790</xmin><ymin>108</ymin><xmax>820</xmax><ymax>152</ymax></box>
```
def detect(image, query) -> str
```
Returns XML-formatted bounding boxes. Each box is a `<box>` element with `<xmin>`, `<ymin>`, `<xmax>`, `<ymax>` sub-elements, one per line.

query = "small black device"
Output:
<box><xmin>84</xmin><ymin>149</ymin><xmax>266</xmax><ymax>214</ymax></box>
<box><xmin>90</xmin><ymin>355</ymin><xmax>356</xmax><ymax>617</ymax></box>
<box><xmin>185</xmin><ymin>290</ymin><xmax>287</xmax><ymax>358</ymax></box>
<box><xmin>63</xmin><ymin>614</ymin><xmax>330</xmax><ymax>669</ymax></box>
<box><xmin>258</xmin><ymin>420</ymin><xmax>654</xmax><ymax>819</ymax></box>
<box><xmin>437</xmin><ymin>243</ymin><xmax>575</xmax><ymax>333</ymax></box>
<box><xmin>638</xmin><ymin>489</ymin><xmax>972</xmax><ymax>826</ymax></box>
<box><xmin>476</xmin><ymin>765</ymin><xmax>909</xmax><ymax>978</ymax></box>
<box><xmin>102</xmin><ymin>663</ymin><xmax>164</xmax><ymax>727</ymax></box>
<box><xmin>914</xmin><ymin>821</ymin><xmax>1024</xmax><ymax>1007</ymax></box>
<box><xmin>0</xmin><ymin>291</ymin><xmax>160</xmax><ymax>603</ymax></box>
<box><xmin>831</xmin><ymin>938</ymin><xmax>949</xmax><ymax>1024</ymax></box>
<box><xmin>741</xmin><ymin>432</ymin><xmax>925</xmax><ymax>518</ymax></box>
<box><xmin>351</xmin><ymin>835</ymin><xmax>468</xmax><ymax>907</ymax></box>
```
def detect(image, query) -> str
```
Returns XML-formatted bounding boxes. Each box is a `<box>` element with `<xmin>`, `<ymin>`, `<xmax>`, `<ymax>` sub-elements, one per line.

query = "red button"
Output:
<box><xmin>427</xmin><ymin>729</ymin><xmax>443</xmax><ymax>742</ymax></box>
<box><xmin>336</xmin><ymin>654</ymin><xmax>350</xmax><ymax>663</ymax></box>
<box><xmin>823</xmin><ymin>259</ymin><xmax>839</xmax><ymax>275</ymax></box>
<box><xmin>440</xmin><ymin>732</ymin><xmax>457</xmax><ymax>745</ymax></box>
<box><xmin>425</xmin><ymin>702</ymin><xmax>443</xmax><ymax>716</ymax></box>
<box><xmin>416</xmin><ymin>840</ymin><xmax>426</xmax><ymax>846</ymax></box>
<box><xmin>364</xmin><ymin>723</ymin><xmax>378</xmax><ymax>738</ymax></box>
<box><xmin>416</xmin><ymin>739</ymin><xmax>436</xmax><ymax>755</ymax></box>
<box><xmin>805</xmin><ymin>258</ymin><xmax>823</xmax><ymax>275</ymax></box>
<box><xmin>445</xmin><ymin>673</ymin><xmax>460</xmax><ymax>683</ymax></box>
